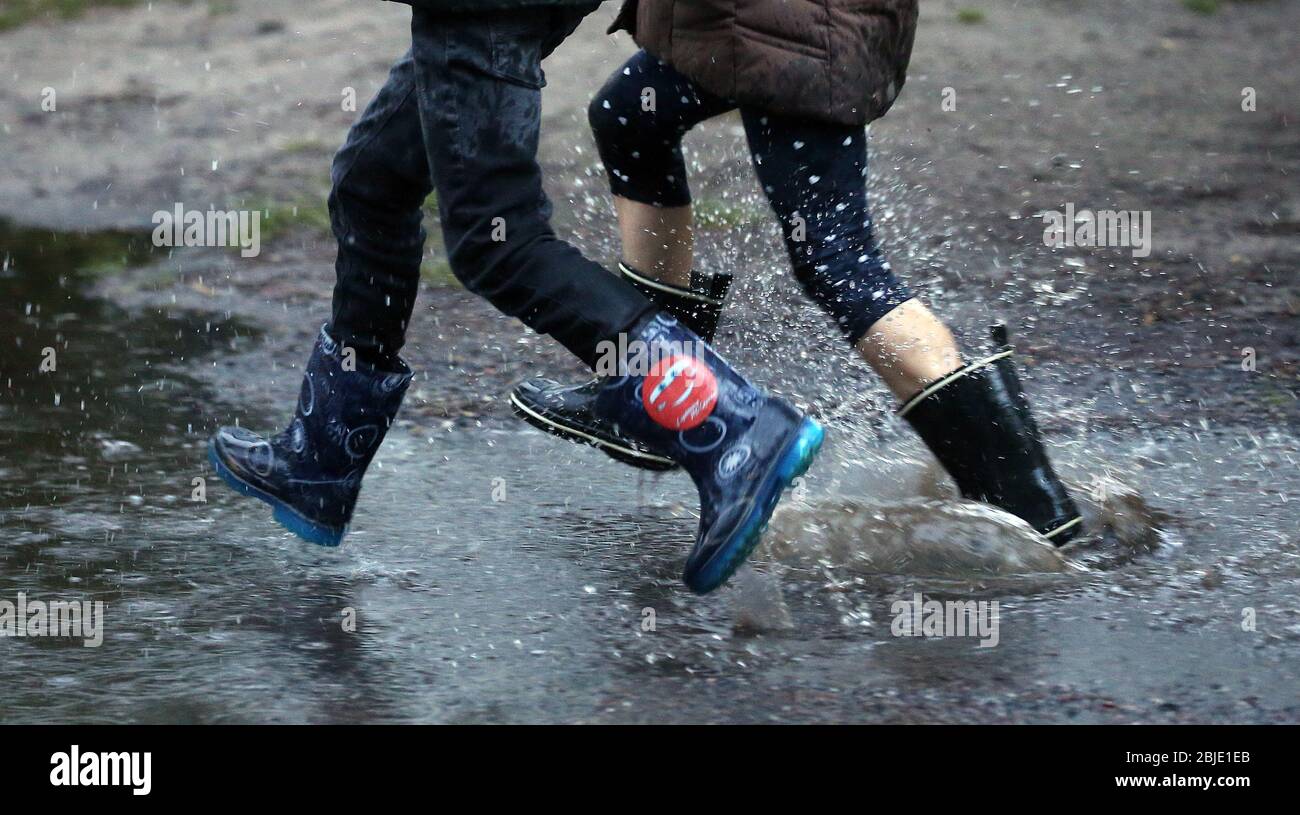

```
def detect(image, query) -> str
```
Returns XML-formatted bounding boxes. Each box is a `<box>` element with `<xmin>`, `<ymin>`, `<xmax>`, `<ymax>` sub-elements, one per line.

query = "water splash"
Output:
<box><xmin>728</xmin><ymin>565</ymin><xmax>794</xmax><ymax>632</ymax></box>
<box><xmin>764</xmin><ymin>497</ymin><xmax>1075</xmax><ymax>577</ymax></box>
<box><xmin>758</xmin><ymin>470</ymin><xmax>1166</xmax><ymax>580</ymax></box>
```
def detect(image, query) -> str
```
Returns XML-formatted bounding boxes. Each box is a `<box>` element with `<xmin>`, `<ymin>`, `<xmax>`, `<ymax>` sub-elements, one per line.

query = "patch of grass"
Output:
<box><xmin>420</xmin><ymin>257</ymin><xmax>459</xmax><ymax>288</ymax></box>
<box><xmin>71</xmin><ymin>235</ymin><xmax>158</xmax><ymax>277</ymax></box>
<box><xmin>956</xmin><ymin>7</ymin><xmax>985</xmax><ymax>24</ymax></box>
<box><xmin>245</xmin><ymin>198</ymin><xmax>332</xmax><ymax>243</ymax></box>
<box><xmin>0</xmin><ymin>0</ymin><xmax>150</xmax><ymax>32</ymax></box>
<box><xmin>0</xmin><ymin>220</ymin><xmax>159</xmax><ymax>281</ymax></box>
<box><xmin>1182</xmin><ymin>0</ymin><xmax>1220</xmax><ymax>13</ymax></box>
<box><xmin>1259</xmin><ymin>385</ymin><xmax>1296</xmax><ymax>409</ymax></box>
<box><xmin>278</xmin><ymin>138</ymin><xmax>331</xmax><ymax>157</ymax></box>
<box><xmin>693</xmin><ymin>199</ymin><xmax>764</xmax><ymax>230</ymax></box>
<box><xmin>416</xmin><ymin>196</ymin><xmax>458</xmax><ymax>287</ymax></box>
<box><xmin>243</xmin><ymin>194</ymin><xmax>461</xmax><ymax>288</ymax></box>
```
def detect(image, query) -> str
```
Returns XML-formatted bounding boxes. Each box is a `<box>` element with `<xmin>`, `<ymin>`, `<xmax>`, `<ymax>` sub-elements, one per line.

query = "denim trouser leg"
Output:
<box><xmin>408</xmin><ymin>8</ymin><xmax>652</xmax><ymax>368</ymax></box>
<box><xmin>327</xmin><ymin>52</ymin><xmax>432</xmax><ymax>364</ymax></box>
<box><xmin>329</xmin><ymin>7</ymin><xmax>653</xmax><ymax>370</ymax></box>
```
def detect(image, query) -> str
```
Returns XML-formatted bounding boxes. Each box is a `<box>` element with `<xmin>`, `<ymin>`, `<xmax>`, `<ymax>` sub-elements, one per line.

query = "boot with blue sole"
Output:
<box><xmin>208</xmin><ymin>325</ymin><xmax>412</xmax><ymax>546</ymax></box>
<box><xmin>510</xmin><ymin>262</ymin><xmax>732</xmax><ymax>471</ymax></box>
<box><xmin>592</xmin><ymin>312</ymin><xmax>824</xmax><ymax>593</ymax></box>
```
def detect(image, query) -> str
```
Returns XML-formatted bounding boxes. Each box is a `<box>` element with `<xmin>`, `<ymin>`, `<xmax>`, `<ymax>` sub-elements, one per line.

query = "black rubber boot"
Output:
<box><xmin>509</xmin><ymin>262</ymin><xmax>732</xmax><ymax>470</ymax></box>
<box><xmin>208</xmin><ymin>326</ymin><xmax>412</xmax><ymax>546</ymax></box>
<box><xmin>898</xmin><ymin>325</ymin><xmax>1084</xmax><ymax>545</ymax></box>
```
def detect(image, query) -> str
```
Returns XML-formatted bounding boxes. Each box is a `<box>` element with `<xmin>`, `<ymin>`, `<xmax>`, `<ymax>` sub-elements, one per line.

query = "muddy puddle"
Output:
<box><xmin>1</xmin><ymin>221</ymin><xmax>1296</xmax><ymax>723</ymax></box>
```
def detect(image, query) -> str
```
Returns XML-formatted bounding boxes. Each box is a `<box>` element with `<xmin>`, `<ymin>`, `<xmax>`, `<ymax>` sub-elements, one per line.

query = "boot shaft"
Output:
<box><xmin>291</xmin><ymin>327</ymin><xmax>413</xmax><ymax>476</ymax></box>
<box><xmin>618</xmin><ymin>262</ymin><xmax>731</xmax><ymax>341</ymax></box>
<box><xmin>592</xmin><ymin>312</ymin><xmax>794</xmax><ymax>482</ymax></box>
<box><xmin>208</xmin><ymin>326</ymin><xmax>414</xmax><ymax>541</ymax></box>
<box><xmin>898</xmin><ymin>325</ymin><xmax>1082</xmax><ymax>543</ymax></box>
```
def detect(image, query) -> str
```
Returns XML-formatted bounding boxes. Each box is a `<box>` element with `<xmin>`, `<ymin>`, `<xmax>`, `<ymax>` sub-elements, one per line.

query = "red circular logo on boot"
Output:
<box><xmin>643</xmin><ymin>355</ymin><xmax>719</xmax><ymax>431</ymax></box>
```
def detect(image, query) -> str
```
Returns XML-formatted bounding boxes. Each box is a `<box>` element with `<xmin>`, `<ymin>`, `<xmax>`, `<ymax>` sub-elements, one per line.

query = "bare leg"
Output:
<box><xmin>611</xmin><ymin>198</ymin><xmax>962</xmax><ymax>402</ymax></box>
<box><xmin>856</xmin><ymin>300</ymin><xmax>963</xmax><ymax>401</ymax></box>
<box><xmin>614</xmin><ymin>196</ymin><xmax>694</xmax><ymax>288</ymax></box>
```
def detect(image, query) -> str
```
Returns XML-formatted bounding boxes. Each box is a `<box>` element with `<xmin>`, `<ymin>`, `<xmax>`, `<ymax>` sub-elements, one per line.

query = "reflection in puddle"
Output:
<box><xmin>1</xmin><ymin>220</ymin><xmax>1297</xmax><ymax>723</ymax></box>
<box><xmin>0</xmin><ymin>219</ymin><xmax>257</xmax><ymax>496</ymax></box>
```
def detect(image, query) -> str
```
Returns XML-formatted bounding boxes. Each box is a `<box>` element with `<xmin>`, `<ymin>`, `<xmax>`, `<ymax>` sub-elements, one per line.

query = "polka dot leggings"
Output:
<box><xmin>588</xmin><ymin>50</ymin><xmax>913</xmax><ymax>343</ymax></box>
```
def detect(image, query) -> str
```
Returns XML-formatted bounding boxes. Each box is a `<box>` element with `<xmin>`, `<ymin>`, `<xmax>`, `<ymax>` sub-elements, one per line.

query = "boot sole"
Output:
<box><xmin>508</xmin><ymin>389</ymin><xmax>677</xmax><ymax>472</ymax></box>
<box><xmin>686</xmin><ymin>417</ymin><xmax>825</xmax><ymax>594</ymax></box>
<box><xmin>208</xmin><ymin>441</ymin><xmax>346</xmax><ymax>547</ymax></box>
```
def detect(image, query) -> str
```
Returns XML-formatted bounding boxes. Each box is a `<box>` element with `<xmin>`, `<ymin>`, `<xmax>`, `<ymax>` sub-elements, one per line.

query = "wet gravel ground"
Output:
<box><xmin>68</xmin><ymin>0</ymin><xmax>1295</xmax><ymax>434</ymax></box>
<box><xmin>1</xmin><ymin>0</ymin><xmax>1297</xmax><ymax>722</ymax></box>
<box><xmin>2</xmin><ymin>405</ymin><xmax>1296</xmax><ymax>723</ymax></box>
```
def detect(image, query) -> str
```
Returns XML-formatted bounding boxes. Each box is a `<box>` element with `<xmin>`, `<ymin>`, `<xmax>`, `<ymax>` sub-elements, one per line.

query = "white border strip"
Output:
<box><xmin>619</xmin><ymin>262</ymin><xmax>723</xmax><ymax>306</ymax></box>
<box><xmin>895</xmin><ymin>350</ymin><xmax>1014</xmax><ymax>418</ymax></box>
<box><xmin>1042</xmin><ymin>514</ymin><xmax>1084</xmax><ymax>540</ymax></box>
<box><xmin>508</xmin><ymin>390</ymin><xmax>675</xmax><ymax>465</ymax></box>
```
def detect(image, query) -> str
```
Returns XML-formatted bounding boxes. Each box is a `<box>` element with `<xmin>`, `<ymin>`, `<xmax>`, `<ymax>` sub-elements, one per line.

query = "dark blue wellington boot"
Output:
<box><xmin>208</xmin><ymin>326</ymin><xmax>412</xmax><ymax>546</ymax></box>
<box><xmin>592</xmin><ymin>313</ymin><xmax>824</xmax><ymax>593</ymax></box>
<box><xmin>510</xmin><ymin>262</ymin><xmax>733</xmax><ymax>471</ymax></box>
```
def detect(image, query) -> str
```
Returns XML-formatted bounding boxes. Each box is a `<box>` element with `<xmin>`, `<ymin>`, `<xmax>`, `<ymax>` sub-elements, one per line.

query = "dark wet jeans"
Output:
<box><xmin>326</xmin><ymin>4</ymin><xmax>653</xmax><ymax>368</ymax></box>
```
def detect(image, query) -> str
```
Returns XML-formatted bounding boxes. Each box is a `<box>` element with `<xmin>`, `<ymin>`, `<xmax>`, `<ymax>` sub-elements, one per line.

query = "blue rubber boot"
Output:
<box><xmin>510</xmin><ymin>262</ymin><xmax>732</xmax><ymax>471</ymax></box>
<box><xmin>208</xmin><ymin>326</ymin><xmax>412</xmax><ymax>546</ymax></box>
<box><xmin>592</xmin><ymin>313</ymin><xmax>824</xmax><ymax>593</ymax></box>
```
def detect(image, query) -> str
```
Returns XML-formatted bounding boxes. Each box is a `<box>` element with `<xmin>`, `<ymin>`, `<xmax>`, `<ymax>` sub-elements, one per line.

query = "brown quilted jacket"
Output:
<box><xmin>610</xmin><ymin>0</ymin><xmax>918</xmax><ymax>127</ymax></box>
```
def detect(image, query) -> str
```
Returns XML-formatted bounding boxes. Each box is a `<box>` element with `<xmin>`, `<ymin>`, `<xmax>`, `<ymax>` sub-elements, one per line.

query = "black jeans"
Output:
<box><xmin>327</xmin><ymin>5</ymin><xmax>653</xmax><ymax>368</ymax></box>
<box><xmin>589</xmin><ymin>51</ymin><xmax>913</xmax><ymax>343</ymax></box>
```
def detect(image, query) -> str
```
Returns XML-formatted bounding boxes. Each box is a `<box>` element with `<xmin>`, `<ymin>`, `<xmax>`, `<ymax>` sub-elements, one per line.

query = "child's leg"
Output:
<box><xmin>740</xmin><ymin>111</ymin><xmax>1081</xmax><ymax>543</ymax></box>
<box><xmin>420</xmin><ymin>33</ymin><xmax>822</xmax><ymax>590</ymax></box>
<box><xmin>209</xmin><ymin>53</ymin><xmax>430</xmax><ymax>546</ymax></box>
<box><xmin>408</xmin><ymin>9</ymin><xmax>653</xmax><ymax>369</ymax></box>
<box><xmin>739</xmin><ymin>109</ymin><xmax>962</xmax><ymax>400</ymax></box>
<box><xmin>509</xmin><ymin>50</ymin><xmax>739</xmax><ymax>471</ymax></box>
<box><xmin>855</xmin><ymin>301</ymin><xmax>963</xmax><ymax>400</ymax></box>
<box><xmin>613</xmin><ymin>198</ymin><xmax>694</xmax><ymax>288</ymax></box>
<box><xmin>588</xmin><ymin>50</ymin><xmax>736</xmax><ymax>288</ymax></box>
<box><xmin>327</xmin><ymin>51</ymin><xmax>431</xmax><ymax>367</ymax></box>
